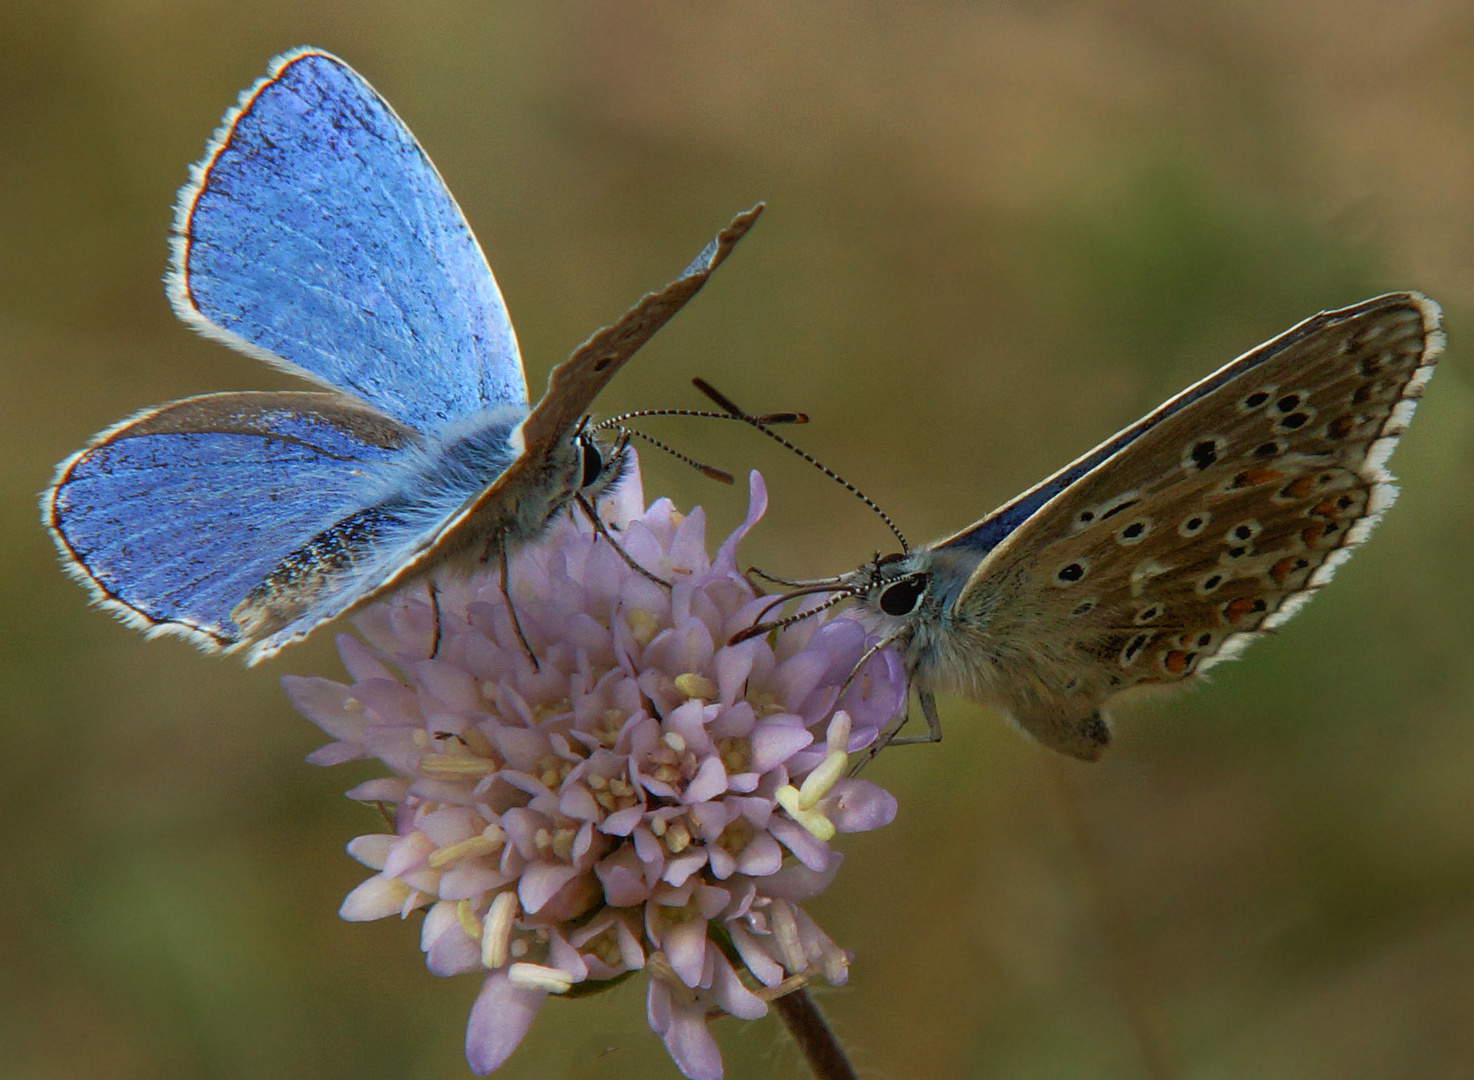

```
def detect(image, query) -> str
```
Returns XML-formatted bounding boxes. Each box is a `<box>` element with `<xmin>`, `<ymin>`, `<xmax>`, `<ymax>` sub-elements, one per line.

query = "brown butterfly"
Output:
<box><xmin>763</xmin><ymin>293</ymin><xmax>1442</xmax><ymax>760</ymax></box>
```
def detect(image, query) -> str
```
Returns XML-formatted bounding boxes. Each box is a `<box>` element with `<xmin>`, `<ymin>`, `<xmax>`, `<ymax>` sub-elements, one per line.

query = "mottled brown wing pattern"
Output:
<box><xmin>968</xmin><ymin>292</ymin><xmax>1441</xmax><ymax>717</ymax></box>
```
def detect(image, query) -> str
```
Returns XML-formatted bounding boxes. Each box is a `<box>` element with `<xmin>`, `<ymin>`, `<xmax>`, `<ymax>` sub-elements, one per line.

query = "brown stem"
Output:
<box><xmin>772</xmin><ymin>986</ymin><xmax>857</xmax><ymax>1080</ymax></box>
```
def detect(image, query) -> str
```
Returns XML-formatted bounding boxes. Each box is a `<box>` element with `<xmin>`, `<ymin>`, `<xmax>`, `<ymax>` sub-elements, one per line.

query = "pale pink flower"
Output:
<box><xmin>286</xmin><ymin>456</ymin><xmax>904</xmax><ymax>1080</ymax></box>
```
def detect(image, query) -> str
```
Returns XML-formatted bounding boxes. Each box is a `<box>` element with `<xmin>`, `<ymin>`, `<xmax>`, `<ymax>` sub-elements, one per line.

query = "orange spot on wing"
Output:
<box><xmin>1270</xmin><ymin>556</ymin><xmax>1308</xmax><ymax>585</ymax></box>
<box><xmin>1233</xmin><ymin>466</ymin><xmax>1284</xmax><ymax>488</ymax></box>
<box><xmin>1279</xmin><ymin>475</ymin><xmax>1317</xmax><ymax>499</ymax></box>
<box><xmin>1223</xmin><ymin>597</ymin><xmax>1258</xmax><ymax>624</ymax></box>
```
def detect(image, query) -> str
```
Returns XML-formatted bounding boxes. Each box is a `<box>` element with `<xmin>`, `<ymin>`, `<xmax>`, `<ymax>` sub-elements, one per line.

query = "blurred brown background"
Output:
<box><xmin>5</xmin><ymin>3</ymin><xmax>1474</xmax><ymax>1078</ymax></box>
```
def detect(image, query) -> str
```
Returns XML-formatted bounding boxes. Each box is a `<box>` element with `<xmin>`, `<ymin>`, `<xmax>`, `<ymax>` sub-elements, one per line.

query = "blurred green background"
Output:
<box><xmin>5</xmin><ymin>3</ymin><xmax>1474</xmax><ymax>1078</ymax></box>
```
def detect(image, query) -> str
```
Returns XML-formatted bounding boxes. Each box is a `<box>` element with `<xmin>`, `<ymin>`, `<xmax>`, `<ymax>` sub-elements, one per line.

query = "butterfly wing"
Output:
<box><xmin>171</xmin><ymin>48</ymin><xmax>524</xmax><ymax>433</ymax></box>
<box><xmin>351</xmin><ymin>204</ymin><xmax>766</xmax><ymax>603</ymax></box>
<box><xmin>928</xmin><ymin>292</ymin><xmax>1442</xmax><ymax>758</ymax></box>
<box><xmin>44</xmin><ymin>392</ymin><xmax>423</xmax><ymax>652</ymax></box>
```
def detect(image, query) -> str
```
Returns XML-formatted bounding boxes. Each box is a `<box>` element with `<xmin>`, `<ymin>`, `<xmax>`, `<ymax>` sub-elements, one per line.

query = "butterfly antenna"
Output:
<box><xmin>746</xmin><ymin>565</ymin><xmax>850</xmax><ymax>590</ymax></box>
<box><xmin>691</xmin><ymin>377</ymin><xmax>909</xmax><ymax>553</ymax></box>
<box><xmin>596</xmin><ymin>407</ymin><xmax>810</xmax><ymax>428</ymax></box>
<box><xmin>731</xmin><ymin>589</ymin><xmax>854</xmax><ymax>644</ymax></box>
<box><xmin>617</xmin><ymin>427</ymin><xmax>735</xmax><ymax>484</ymax></box>
<box><xmin>591</xmin><ymin>407</ymin><xmax>810</xmax><ymax>486</ymax></box>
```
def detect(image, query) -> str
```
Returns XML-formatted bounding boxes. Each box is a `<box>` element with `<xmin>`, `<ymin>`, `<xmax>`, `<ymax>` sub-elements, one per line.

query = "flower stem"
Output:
<box><xmin>773</xmin><ymin>986</ymin><xmax>857</xmax><ymax>1080</ymax></box>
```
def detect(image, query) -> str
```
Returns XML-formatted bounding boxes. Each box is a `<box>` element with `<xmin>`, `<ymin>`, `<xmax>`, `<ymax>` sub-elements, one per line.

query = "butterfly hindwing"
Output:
<box><xmin>171</xmin><ymin>47</ymin><xmax>524</xmax><ymax>433</ymax></box>
<box><xmin>44</xmin><ymin>392</ymin><xmax>423</xmax><ymax>650</ymax></box>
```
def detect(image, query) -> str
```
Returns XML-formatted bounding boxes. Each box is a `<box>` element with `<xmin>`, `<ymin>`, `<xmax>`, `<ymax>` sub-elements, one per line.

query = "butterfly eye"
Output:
<box><xmin>579</xmin><ymin>439</ymin><xmax>604</xmax><ymax>489</ymax></box>
<box><xmin>879</xmin><ymin>575</ymin><xmax>928</xmax><ymax>616</ymax></box>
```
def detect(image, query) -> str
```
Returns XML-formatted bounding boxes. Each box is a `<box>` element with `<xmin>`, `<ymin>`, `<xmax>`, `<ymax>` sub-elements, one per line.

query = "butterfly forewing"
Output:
<box><xmin>929</xmin><ymin>292</ymin><xmax>1441</xmax><ymax>756</ymax></box>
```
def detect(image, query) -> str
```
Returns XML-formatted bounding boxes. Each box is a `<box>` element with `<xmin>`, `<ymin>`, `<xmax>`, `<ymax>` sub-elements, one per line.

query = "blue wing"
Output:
<box><xmin>169</xmin><ymin>48</ymin><xmax>524</xmax><ymax>433</ymax></box>
<box><xmin>45</xmin><ymin>392</ymin><xmax>448</xmax><ymax>651</ymax></box>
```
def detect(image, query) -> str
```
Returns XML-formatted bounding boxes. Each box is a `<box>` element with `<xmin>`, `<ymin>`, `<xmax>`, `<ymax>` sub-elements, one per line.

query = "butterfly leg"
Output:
<box><xmin>887</xmin><ymin>689</ymin><xmax>945</xmax><ymax>745</ymax></box>
<box><xmin>499</xmin><ymin>554</ymin><xmax>540</xmax><ymax>670</ymax></box>
<box><xmin>427</xmin><ymin>579</ymin><xmax>443</xmax><ymax>659</ymax></box>
<box><xmin>575</xmin><ymin>492</ymin><xmax>672</xmax><ymax>588</ymax></box>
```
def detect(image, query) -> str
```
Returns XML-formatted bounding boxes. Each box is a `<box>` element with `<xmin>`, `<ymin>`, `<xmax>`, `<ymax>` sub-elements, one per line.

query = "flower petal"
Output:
<box><xmin>465</xmin><ymin>971</ymin><xmax>546</xmax><ymax>1074</ymax></box>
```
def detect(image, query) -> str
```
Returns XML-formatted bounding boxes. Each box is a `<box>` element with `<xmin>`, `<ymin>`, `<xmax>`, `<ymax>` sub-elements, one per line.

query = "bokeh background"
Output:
<box><xmin>4</xmin><ymin>3</ymin><xmax>1474</xmax><ymax>1078</ymax></box>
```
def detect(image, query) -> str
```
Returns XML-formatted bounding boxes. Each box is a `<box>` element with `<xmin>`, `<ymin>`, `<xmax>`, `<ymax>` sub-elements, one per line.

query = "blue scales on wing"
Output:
<box><xmin>43</xmin><ymin>392</ymin><xmax>517</xmax><ymax>649</ymax></box>
<box><xmin>170</xmin><ymin>48</ymin><xmax>525</xmax><ymax>433</ymax></box>
<box><xmin>44</xmin><ymin>44</ymin><xmax>762</xmax><ymax>664</ymax></box>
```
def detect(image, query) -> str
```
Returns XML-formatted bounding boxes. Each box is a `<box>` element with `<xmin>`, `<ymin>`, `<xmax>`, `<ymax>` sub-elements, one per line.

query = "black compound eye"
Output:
<box><xmin>579</xmin><ymin>441</ymin><xmax>604</xmax><ymax>489</ymax></box>
<box><xmin>879</xmin><ymin>575</ymin><xmax>928</xmax><ymax>617</ymax></box>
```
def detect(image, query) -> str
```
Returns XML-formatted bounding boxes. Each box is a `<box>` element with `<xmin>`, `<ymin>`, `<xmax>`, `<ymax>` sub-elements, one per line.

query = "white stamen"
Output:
<box><xmin>481</xmin><ymin>891</ymin><xmax>519</xmax><ymax>970</ymax></box>
<box><xmin>508</xmin><ymin>962</ymin><xmax>574</xmax><ymax>993</ymax></box>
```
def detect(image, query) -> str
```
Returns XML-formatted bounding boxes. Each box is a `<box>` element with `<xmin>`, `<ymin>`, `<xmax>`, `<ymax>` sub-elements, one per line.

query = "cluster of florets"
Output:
<box><xmin>286</xmin><ymin>460</ymin><xmax>904</xmax><ymax>1079</ymax></box>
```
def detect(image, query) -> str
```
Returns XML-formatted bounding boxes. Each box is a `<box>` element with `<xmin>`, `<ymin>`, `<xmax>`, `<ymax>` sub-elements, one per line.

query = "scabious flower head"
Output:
<box><xmin>285</xmin><ymin>455</ymin><xmax>905</xmax><ymax>1080</ymax></box>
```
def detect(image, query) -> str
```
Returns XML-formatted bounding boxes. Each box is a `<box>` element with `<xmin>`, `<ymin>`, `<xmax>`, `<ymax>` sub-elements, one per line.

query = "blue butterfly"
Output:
<box><xmin>742</xmin><ymin>293</ymin><xmax>1442</xmax><ymax>760</ymax></box>
<box><xmin>43</xmin><ymin>47</ymin><xmax>759</xmax><ymax>664</ymax></box>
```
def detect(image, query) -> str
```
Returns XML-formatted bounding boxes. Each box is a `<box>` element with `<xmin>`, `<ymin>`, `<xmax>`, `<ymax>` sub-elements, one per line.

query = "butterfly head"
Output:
<box><xmin>863</xmin><ymin>551</ymin><xmax>933</xmax><ymax>618</ymax></box>
<box><xmin>572</xmin><ymin>422</ymin><xmax>633</xmax><ymax>508</ymax></box>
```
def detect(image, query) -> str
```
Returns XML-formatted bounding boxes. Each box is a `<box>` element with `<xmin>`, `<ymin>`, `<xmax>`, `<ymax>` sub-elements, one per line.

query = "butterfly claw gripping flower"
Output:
<box><xmin>286</xmin><ymin>457</ymin><xmax>905</xmax><ymax>1079</ymax></box>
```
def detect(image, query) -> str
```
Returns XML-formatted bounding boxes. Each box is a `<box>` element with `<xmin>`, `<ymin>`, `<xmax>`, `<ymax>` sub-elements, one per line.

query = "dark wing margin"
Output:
<box><xmin>517</xmin><ymin>204</ymin><xmax>765</xmax><ymax>458</ymax></box>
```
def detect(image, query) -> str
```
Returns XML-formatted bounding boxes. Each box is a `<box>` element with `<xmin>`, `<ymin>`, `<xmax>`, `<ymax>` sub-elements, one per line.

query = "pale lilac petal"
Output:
<box><xmin>335</xmin><ymin>633</ymin><xmax>396</xmax><ymax>683</ymax></box>
<box><xmin>659</xmin><ymin>992</ymin><xmax>724</xmax><ymax>1080</ymax></box>
<box><xmin>422</xmin><ymin>902</ymin><xmax>481</xmax><ymax>976</ymax></box>
<box><xmin>519</xmin><ymin>862</ymin><xmax>580</xmax><ymax>914</ymax></box>
<box><xmin>711</xmin><ymin>470</ymin><xmax>768</xmax><ymax>577</ymax></box>
<box><xmin>764</xmin><ymin>853</ymin><xmax>844</xmax><ymax>902</ymax></box>
<box><xmin>465</xmin><ymin>972</ymin><xmax>546</xmax><ymax>1074</ymax></box>
<box><xmin>768</xmin><ymin>818</ymin><xmax>831</xmax><ymax>872</ymax></box>
<box><xmin>821</xmin><ymin>778</ymin><xmax>899</xmax><ymax>833</ymax></box>
<box><xmin>684</xmin><ymin>755</ymin><xmax>728</xmax><ymax>804</ymax></box>
<box><xmin>728</xmin><ymin>923</ymin><xmax>784</xmax><ymax>987</ymax></box>
<box><xmin>600</xmin><ymin>806</ymin><xmax>645</xmax><ymax>836</ymax></box>
<box><xmin>339</xmin><ymin>875</ymin><xmax>414</xmax><ymax>921</ymax></box>
<box><xmin>664</xmin><ymin>916</ymin><xmax>710</xmax><ymax>988</ymax></box>
<box><xmin>343</xmin><ymin>778</ymin><xmax>409</xmax><ymax>803</ymax></box>
<box><xmin>735</xmin><ymin>832</ymin><xmax>784</xmax><ymax>876</ymax></box>
<box><xmin>305</xmin><ymin>742</ymin><xmax>366</xmax><ymax>766</ymax></box>
<box><xmin>596</xmin><ymin>845</ymin><xmax>654</xmax><ymax>906</ymax></box>
<box><xmin>282</xmin><ymin>675</ymin><xmax>365</xmax><ymax>738</ymax></box>
<box><xmin>346</xmin><ymin>834</ymin><xmax>394</xmax><ymax>870</ymax></box>
<box><xmin>662</xmin><ymin>850</ymin><xmax>709</xmax><ymax>887</ymax></box>
<box><xmin>710</xmin><ymin>951</ymin><xmax>767</xmax><ymax>1020</ymax></box>
<box><xmin>749</xmin><ymin>722</ymin><xmax>813</xmax><ymax>772</ymax></box>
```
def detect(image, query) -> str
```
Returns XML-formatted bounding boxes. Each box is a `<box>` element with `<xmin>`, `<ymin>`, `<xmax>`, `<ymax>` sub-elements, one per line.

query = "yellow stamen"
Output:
<box><xmin>627</xmin><ymin>609</ymin><xmax>659</xmax><ymax>647</ymax></box>
<box><xmin>674</xmin><ymin>673</ymin><xmax>718</xmax><ymax>701</ymax></box>
<box><xmin>419</xmin><ymin>754</ymin><xmax>496</xmax><ymax>779</ymax></box>
<box><xmin>481</xmin><ymin>891</ymin><xmax>518</xmax><ymax>969</ymax></box>
<box><xmin>797</xmin><ymin>748</ymin><xmax>847</xmax><ymax>811</ymax></box>
<box><xmin>776</xmin><ymin>784</ymin><xmax>835</xmax><ymax>842</ymax></box>
<box><xmin>456</xmin><ymin>899</ymin><xmax>483</xmax><ymax>941</ymax></box>
<box><xmin>428</xmin><ymin>831</ymin><xmax>504</xmax><ymax>869</ymax></box>
<box><xmin>508</xmin><ymin>962</ymin><xmax>573</xmax><ymax>994</ymax></box>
